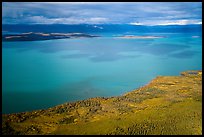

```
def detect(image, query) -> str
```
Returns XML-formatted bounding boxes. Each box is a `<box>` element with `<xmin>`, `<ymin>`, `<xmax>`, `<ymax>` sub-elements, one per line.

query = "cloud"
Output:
<box><xmin>130</xmin><ymin>19</ymin><xmax>202</xmax><ymax>26</ymax></box>
<box><xmin>20</xmin><ymin>16</ymin><xmax>108</xmax><ymax>24</ymax></box>
<box><xmin>156</xmin><ymin>20</ymin><xmax>202</xmax><ymax>25</ymax></box>
<box><xmin>129</xmin><ymin>22</ymin><xmax>143</xmax><ymax>25</ymax></box>
<box><xmin>2</xmin><ymin>2</ymin><xmax>202</xmax><ymax>25</ymax></box>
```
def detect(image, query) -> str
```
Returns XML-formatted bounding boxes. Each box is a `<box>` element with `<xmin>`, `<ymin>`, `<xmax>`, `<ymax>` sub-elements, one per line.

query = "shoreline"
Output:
<box><xmin>2</xmin><ymin>32</ymin><xmax>99</xmax><ymax>42</ymax></box>
<box><xmin>3</xmin><ymin>70</ymin><xmax>202</xmax><ymax>115</ymax></box>
<box><xmin>2</xmin><ymin>32</ymin><xmax>166</xmax><ymax>42</ymax></box>
<box><xmin>2</xmin><ymin>70</ymin><xmax>202</xmax><ymax>135</ymax></box>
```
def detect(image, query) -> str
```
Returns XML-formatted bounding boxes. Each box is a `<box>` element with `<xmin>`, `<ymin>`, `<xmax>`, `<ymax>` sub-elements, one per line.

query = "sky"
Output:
<box><xmin>2</xmin><ymin>2</ymin><xmax>202</xmax><ymax>25</ymax></box>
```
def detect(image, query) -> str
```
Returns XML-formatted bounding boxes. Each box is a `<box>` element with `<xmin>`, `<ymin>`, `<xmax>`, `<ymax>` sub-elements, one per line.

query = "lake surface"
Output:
<box><xmin>2</xmin><ymin>25</ymin><xmax>202</xmax><ymax>114</ymax></box>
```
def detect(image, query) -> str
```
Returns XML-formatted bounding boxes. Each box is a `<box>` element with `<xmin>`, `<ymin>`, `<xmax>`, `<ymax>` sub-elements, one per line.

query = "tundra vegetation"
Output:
<box><xmin>2</xmin><ymin>70</ymin><xmax>202</xmax><ymax>135</ymax></box>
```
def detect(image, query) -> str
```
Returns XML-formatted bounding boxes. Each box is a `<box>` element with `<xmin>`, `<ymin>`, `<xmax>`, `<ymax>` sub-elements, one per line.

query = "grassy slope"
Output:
<box><xmin>2</xmin><ymin>70</ymin><xmax>202</xmax><ymax>135</ymax></box>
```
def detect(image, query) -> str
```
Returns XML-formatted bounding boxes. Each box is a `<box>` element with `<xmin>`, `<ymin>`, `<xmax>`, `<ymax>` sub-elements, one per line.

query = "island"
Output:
<box><xmin>2</xmin><ymin>70</ymin><xmax>202</xmax><ymax>135</ymax></box>
<box><xmin>2</xmin><ymin>32</ymin><xmax>99</xmax><ymax>41</ymax></box>
<box><xmin>117</xmin><ymin>35</ymin><xmax>165</xmax><ymax>39</ymax></box>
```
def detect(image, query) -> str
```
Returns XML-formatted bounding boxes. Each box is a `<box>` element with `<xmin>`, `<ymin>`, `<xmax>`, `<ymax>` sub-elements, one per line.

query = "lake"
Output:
<box><xmin>2</xmin><ymin>25</ymin><xmax>202</xmax><ymax>114</ymax></box>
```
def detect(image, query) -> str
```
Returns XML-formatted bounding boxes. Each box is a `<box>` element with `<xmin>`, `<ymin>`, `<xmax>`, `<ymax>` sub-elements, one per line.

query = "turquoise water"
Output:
<box><xmin>2</xmin><ymin>33</ymin><xmax>202</xmax><ymax>114</ymax></box>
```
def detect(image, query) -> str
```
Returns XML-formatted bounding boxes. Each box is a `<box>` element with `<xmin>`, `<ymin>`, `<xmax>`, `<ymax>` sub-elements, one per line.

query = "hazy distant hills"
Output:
<box><xmin>2</xmin><ymin>24</ymin><xmax>202</xmax><ymax>34</ymax></box>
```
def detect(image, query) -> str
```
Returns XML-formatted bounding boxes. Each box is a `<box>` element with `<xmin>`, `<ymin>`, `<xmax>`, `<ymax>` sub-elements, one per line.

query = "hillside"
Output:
<box><xmin>2</xmin><ymin>70</ymin><xmax>202</xmax><ymax>135</ymax></box>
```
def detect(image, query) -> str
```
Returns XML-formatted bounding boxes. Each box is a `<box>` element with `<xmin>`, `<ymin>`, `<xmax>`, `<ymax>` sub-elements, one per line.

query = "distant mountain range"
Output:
<box><xmin>2</xmin><ymin>24</ymin><xmax>202</xmax><ymax>34</ymax></box>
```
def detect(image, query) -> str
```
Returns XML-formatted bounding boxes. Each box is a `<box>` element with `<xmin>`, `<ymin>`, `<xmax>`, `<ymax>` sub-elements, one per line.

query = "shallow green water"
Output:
<box><xmin>2</xmin><ymin>34</ymin><xmax>202</xmax><ymax>114</ymax></box>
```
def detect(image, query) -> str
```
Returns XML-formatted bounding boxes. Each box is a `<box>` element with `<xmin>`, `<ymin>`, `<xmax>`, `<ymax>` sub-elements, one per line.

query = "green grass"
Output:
<box><xmin>2</xmin><ymin>70</ymin><xmax>202</xmax><ymax>135</ymax></box>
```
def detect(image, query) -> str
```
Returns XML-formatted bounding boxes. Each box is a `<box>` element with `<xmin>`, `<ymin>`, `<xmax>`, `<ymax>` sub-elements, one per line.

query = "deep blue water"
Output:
<box><xmin>2</xmin><ymin>24</ymin><xmax>202</xmax><ymax>36</ymax></box>
<box><xmin>2</xmin><ymin>24</ymin><xmax>202</xmax><ymax>114</ymax></box>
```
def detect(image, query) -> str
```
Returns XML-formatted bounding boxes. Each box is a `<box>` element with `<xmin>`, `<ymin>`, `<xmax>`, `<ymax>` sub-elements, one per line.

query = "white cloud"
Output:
<box><xmin>157</xmin><ymin>20</ymin><xmax>202</xmax><ymax>25</ymax></box>
<box><xmin>23</xmin><ymin>16</ymin><xmax>108</xmax><ymax>24</ymax></box>
<box><xmin>195</xmin><ymin>22</ymin><xmax>202</xmax><ymax>25</ymax></box>
<box><xmin>3</xmin><ymin>2</ymin><xmax>202</xmax><ymax>25</ymax></box>
<box><xmin>88</xmin><ymin>17</ymin><xmax>108</xmax><ymax>23</ymax></box>
<box><xmin>129</xmin><ymin>22</ymin><xmax>143</xmax><ymax>25</ymax></box>
<box><xmin>130</xmin><ymin>19</ymin><xmax>202</xmax><ymax>26</ymax></box>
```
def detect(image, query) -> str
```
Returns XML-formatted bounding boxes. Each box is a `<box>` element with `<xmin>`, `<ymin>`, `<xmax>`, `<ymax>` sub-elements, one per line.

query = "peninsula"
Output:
<box><xmin>2</xmin><ymin>32</ymin><xmax>99</xmax><ymax>41</ymax></box>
